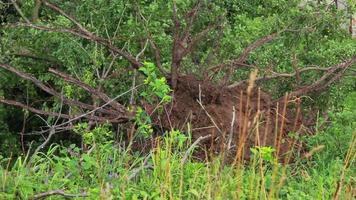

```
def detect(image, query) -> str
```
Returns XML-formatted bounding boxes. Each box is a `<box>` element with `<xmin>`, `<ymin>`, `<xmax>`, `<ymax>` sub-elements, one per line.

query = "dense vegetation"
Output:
<box><xmin>0</xmin><ymin>0</ymin><xmax>355</xmax><ymax>199</ymax></box>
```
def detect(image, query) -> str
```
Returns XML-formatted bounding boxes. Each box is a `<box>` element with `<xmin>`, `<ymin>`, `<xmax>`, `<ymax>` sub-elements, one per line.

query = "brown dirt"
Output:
<box><xmin>149</xmin><ymin>75</ymin><xmax>310</xmax><ymax>162</ymax></box>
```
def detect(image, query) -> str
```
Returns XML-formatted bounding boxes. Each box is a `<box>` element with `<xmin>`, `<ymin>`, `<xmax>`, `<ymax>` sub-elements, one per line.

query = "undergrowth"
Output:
<box><xmin>0</xmin><ymin>93</ymin><xmax>355</xmax><ymax>200</ymax></box>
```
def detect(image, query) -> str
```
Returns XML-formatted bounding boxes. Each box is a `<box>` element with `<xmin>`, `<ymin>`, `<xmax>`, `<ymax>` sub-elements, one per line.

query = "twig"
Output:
<box><xmin>197</xmin><ymin>84</ymin><xmax>222</xmax><ymax>134</ymax></box>
<box><xmin>181</xmin><ymin>134</ymin><xmax>212</xmax><ymax>165</ymax></box>
<box><xmin>49</xmin><ymin>84</ymin><xmax>143</xmax><ymax>131</ymax></box>
<box><xmin>227</xmin><ymin>106</ymin><xmax>236</xmax><ymax>150</ymax></box>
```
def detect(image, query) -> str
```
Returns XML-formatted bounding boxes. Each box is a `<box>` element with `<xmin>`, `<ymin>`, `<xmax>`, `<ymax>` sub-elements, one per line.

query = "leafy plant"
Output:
<box><xmin>139</xmin><ymin>62</ymin><xmax>172</xmax><ymax>104</ymax></box>
<box><xmin>251</xmin><ymin>146</ymin><xmax>276</xmax><ymax>162</ymax></box>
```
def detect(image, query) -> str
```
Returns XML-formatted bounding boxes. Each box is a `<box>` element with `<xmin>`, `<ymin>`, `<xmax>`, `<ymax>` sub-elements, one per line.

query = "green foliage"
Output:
<box><xmin>133</xmin><ymin>106</ymin><xmax>153</xmax><ymax>138</ymax></box>
<box><xmin>307</xmin><ymin>91</ymin><xmax>356</xmax><ymax>164</ymax></box>
<box><xmin>251</xmin><ymin>146</ymin><xmax>276</xmax><ymax>162</ymax></box>
<box><xmin>132</xmin><ymin>62</ymin><xmax>173</xmax><ymax>138</ymax></box>
<box><xmin>74</xmin><ymin>123</ymin><xmax>113</xmax><ymax>146</ymax></box>
<box><xmin>139</xmin><ymin>62</ymin><xmax>172</xmax><ymax>104</ymax></box>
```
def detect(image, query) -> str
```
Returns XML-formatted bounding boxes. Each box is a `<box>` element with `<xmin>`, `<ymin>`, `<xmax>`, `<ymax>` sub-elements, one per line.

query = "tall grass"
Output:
<box><xmin>0</xmin><ymin>123</ymin><xmax>354</xmax><ymax>199</ymax></box>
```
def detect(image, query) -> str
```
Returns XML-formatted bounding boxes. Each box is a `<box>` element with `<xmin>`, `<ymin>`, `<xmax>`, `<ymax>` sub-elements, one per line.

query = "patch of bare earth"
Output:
<box><xmin>152</xmin><ymin>75</ymin><xmax>312</xmax><ymax>162</ymax></box>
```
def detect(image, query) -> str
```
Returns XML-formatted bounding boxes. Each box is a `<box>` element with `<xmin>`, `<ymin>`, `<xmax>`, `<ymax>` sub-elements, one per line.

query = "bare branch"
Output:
<box><xmin>287</xmin><ymin>57</ymin><xmax>356</xmax><ymax>98</ymax></box>
<box><xmin>134</xmin><ymin>2</ymin><xmax>169</xmax><ymax>76</ymax></box>
<box><xmin>172</xmin><ymin>0</ymin><xmax>180</xmax><ymax>38</ymax></box>
<box><xmin>0</xmin><ymin>98</ymin><xmax>120</xmax><ymax>123</ymax></box>
<box><xmin>29</xmin><ymin>127</ymin><xmax>56</xmax><ymax>165</ymax></box>
<box><xmin>170</xmin><ymin>1</ymin><xmax>221</xmax><ymax>89</ymax></box>
<box><xmin>28</xmin><ymin>189</ymin><xmax>88</xmax><ymax>200</ymax></box>
<box><xmin>181</xmin><ymin>134</ymin><xmax>212</xmax><ymax>165</ymax></box>
<box><xmin>48</xmin><ymin>84</ymin><xmax>142</xmax><ymax>132</ymax></box>
<box><xmin>148</xmin><ymin>39</ymin><xmax>169</xmax><ymax>76</ymax></box>
<box><xmin>228</xmin><ymin>57</ymin><xmax>356</xmax><ymax>99</ymax></box>
<box><xmin>0</xmin><ymin>98</ymin><xmax>72</xmax><ymax>119</ymax></box>
<box><xmin>228</xmin><ymin>66</ymin><xmax>333</xmax><ymax>88</ymax></box>
<box><xmin>11</xmin><ymin>52</ymin><xmax>58</xmax><ymax>64</ymax></box>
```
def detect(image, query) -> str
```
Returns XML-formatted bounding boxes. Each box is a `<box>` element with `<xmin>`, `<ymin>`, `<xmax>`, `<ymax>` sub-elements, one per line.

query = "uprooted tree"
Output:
<box><xmin>0</xmin><ymin>0</ymin><xmax>355</xmax><ymax>159</ymax></box>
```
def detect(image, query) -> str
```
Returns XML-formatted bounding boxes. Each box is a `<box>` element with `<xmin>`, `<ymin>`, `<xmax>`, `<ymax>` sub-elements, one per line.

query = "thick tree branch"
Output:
<box><xmin>287</xmin><ymin>57</ymin><xmax>356</xmax><ymax>98</ymax></box>
<box><xmin>182</xmin><ymin>22</ymin><xmax>218</xmax><ymax>58</ymax></box>
<box><xmin>237</xmin><ymin>32</ymin><xmax>278</xmax><ymax>64</ymax></box>
<box><xmin>181</xmin><ymin>1</ymin><xmax>201</xmax><ymax>44</ymax></box>
<box><xmin>0</xmin><ymin>98</ymin><xmax>72</xmax><ymax>119</ymax></box>
<box><xmin>32</xmin><ymin>0</ymin><xmax>42</xmax><ymax>22</ymax></box>
<box><xmin>219</xmin><ymin>32</ymin><xmax>279</xmax><ymax>86</ymax></box>
<box><xmin>48</xmin><ymin>68</ymin><xmax>127</xmax><ymax>113</ymax></box>
<box><xmin>0</xmin><ymin>63</ymin><xmax>115</xmax><ymax>116</ymax></box>
<box><xmin>170</xmin><ymin>1</ymin><xmax>220</xmax><ymax>89</ymax></box>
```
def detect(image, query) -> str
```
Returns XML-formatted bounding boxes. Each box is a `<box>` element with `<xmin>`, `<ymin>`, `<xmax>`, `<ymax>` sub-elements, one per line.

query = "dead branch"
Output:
<box><xmin>42</xmin><ymin>1</ymin><xmax>141</xmax><ymax>68</ymax></box>
<box><xmin>28</xmin><ymin>189</ymin><xmax>88</xmax><ymax>200</ymax></box>
<box><xmin>148</xmin><ymin>38</ymin><xmax>169</xmax><ymax>76</ymax></box>
<box><xmin>10</xmin><ymin>0</ymin><xmax>30</xmax><ymax>24</ymax></box>
<box><xmin>10</xmin><ymin>52</ymin><xmax>58</xmax><ymax>64</ymax></box>
<box><xmin>181</xmin><ymin>134</ymin><xmax>212</xmax><ymax>165</ymax></box>
<box><xmin>287</xmin><ymin>57</ymin><xmax>356</xmax><ymax>98</ymax></box>
<box><xmin>182</xmin><ymin>22</ymin><xmax>218</xmax><ymax>58</ymax></box>
<box><xmin>0</xmin><ymin>98</ymin><xmax>71</xmax><ymax>119</ymax></box>
<box><xmin>48</xmin><ymin>84</ymin><xmax>142</xmax><ymax>131</ymax></box>
<box><xmin>228</xmin><ymin>66</ymin><xmax>332</xmax><ymax>88</ymax></box>
<box><xmin>41</xmin><ymin>0</ymin><xmax>91</xmax><ymax>35</ymax></box>
<box><xmin>28</xmin><ymin>127</ymin><xmax>56</xmax><ymax>165</ymax></box>
<box><xmin>0</xmin><ymin>98</ymin><xmax>120</xmax><ymax>123</ymax></box>
<box><xmin>228</xmin><ymin>57</ymin><xmax>355</xmax><ymax>90</ymax></box>
<box><xmin>181</xmin><ymin>1</ymin><xmax>202</xmax><ymax>45</ymax></box>
<box><xmin>208</xmin><ymin>60</ymin><xmax>255</xmax><ymax>73</ymax></box>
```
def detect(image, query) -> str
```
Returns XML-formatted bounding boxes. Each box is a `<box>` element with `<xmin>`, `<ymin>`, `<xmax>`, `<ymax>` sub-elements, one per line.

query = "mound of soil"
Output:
<box><xmin>152</xmin><ymin>75</ymin><xmax>309</xmax><ymax>162</ymax></box>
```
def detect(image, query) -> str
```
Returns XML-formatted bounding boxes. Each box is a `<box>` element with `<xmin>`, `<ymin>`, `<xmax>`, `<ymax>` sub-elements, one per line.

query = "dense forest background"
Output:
<box><xmin>0</xmin><ymin>0</ymin><xmax>355</xmax><ymax>199</ymax></box>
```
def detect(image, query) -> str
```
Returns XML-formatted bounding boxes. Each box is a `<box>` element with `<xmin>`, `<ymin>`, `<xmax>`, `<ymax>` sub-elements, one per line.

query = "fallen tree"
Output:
<box><xmin>0</xmin><ymin>0</ymin><xmax>355</xmax><ymax>159</ymax></box>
